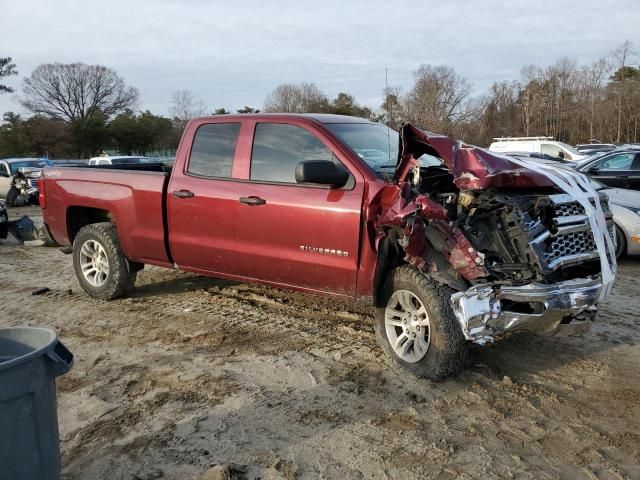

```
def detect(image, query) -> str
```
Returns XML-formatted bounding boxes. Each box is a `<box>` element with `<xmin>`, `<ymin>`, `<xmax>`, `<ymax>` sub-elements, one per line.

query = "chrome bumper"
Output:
<box><xmin>450</xmin><ymin>277</ymin><xmax>602</xmax><ymax>344</ymax></box>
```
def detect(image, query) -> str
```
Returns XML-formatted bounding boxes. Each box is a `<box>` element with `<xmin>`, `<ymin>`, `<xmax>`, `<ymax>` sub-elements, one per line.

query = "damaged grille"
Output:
<box><xmin>546</xmin><ymin>230</ymin><xmax>596</xmax><ymax>262</ymax></box>
<box><xmin>529</xmin><ymin>193</ymin><xmax>613</xmax><ymax>273</ymax></box>
<box><xmin>554</xmin><ymin>199</ymin><xmax>609</xmax><ymax>217</ymax></box>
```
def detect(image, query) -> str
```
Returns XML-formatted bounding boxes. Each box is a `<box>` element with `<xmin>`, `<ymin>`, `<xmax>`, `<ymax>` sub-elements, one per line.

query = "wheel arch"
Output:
<box><xmin>66</xmin><ymin>206</ymin><xmax>112</xmax><ymax>244</ymax></box>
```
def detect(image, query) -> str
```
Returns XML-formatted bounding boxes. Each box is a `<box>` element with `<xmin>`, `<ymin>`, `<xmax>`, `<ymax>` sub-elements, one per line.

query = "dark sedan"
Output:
<box><xmin>574</xmin><ymin>149</ymin><xmax>640</xmax><ymax>190</ymax></box>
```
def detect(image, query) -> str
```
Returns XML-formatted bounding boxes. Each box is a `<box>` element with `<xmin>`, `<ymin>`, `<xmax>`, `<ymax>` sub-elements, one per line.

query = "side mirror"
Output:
<box><xmin>295</xmin><ymin>160</ymin><xmax>350</xmax><ymax>188</ymax></box>
<box><xmin>588</xmin><ymin>165</ymin><xmax>600</xmax><ymax>174</ymax></box>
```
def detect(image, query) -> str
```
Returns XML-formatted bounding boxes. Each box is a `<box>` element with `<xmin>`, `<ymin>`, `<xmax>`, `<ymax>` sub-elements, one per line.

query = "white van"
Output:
<box><xmin>488</xmin><ymin>137</ymin><xmax>586</xmax><ymax>161</ymax></box>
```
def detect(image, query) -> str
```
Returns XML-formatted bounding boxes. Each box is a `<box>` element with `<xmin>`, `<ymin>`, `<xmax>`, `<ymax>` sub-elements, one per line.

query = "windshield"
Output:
<box><xmin>9</xmin><ymin>160</ymin><xmax>45</xmax><ymax>173</ymax></box>
<box><xmin>556</xmin><ymin>142</ymin><xmax>582</xmax><ymax>157</ymax></box>
<box><xmin>327</xmin><ymin>123</ymin><xmax>443</xmax><ymax>175</ymax></box>
<box><xmin>326</xmin><ymin>123</ymin><xmax>398</xmax><ymax>170</ymax></box>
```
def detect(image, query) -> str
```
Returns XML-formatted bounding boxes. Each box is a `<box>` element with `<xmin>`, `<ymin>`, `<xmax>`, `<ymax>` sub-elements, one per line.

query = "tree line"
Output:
<box><xmin>0</xmin><ymin>40</ymin><xmax>638</xmax><ymax>159</ymax></box>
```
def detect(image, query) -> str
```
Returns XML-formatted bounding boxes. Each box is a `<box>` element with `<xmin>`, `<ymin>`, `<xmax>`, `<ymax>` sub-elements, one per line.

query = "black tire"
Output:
<box><xmin>5</xmin><ymin>187</ymin><xmax>19</xmax><ymax>207</ymax></box>
<box><xmin>615</xmin><ymin>225</ymin><xmax>626</xmax><ymax>259</ymax></box>
<box><xmin>72</xmin><ymin>222</ymin><xmax>137</xmax><ymax>300</ymax></box>
<box><xmin>0</xmin><ymin>209</ymin><xmax>7</xmax><ymax>240</ymax></box>
<box><xmin>375</xmin><ymin>266</ymin><xmax>468</xmax><ymax>380</ymax></box>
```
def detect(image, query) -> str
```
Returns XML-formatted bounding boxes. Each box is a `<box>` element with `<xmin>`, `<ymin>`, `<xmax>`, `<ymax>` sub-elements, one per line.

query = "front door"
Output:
<box><xmin>589</xmin><ymin>152</ymin><xmax>638</xmax><ymax>189</ymax></box>
<box><xmin>233</xmin><ymin>122</ymin><xmax>364</xmax><ymax>297</ymax></box>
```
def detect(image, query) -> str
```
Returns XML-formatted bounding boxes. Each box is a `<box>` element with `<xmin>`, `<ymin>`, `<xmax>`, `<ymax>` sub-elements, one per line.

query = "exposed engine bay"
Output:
<box><xmin>375</xmin><ymin>123</ymin><xmax>617</xmax><ymax>344</ymax></box>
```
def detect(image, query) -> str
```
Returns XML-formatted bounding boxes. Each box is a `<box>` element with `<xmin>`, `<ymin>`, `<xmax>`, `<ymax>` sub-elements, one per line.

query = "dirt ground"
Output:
<box><xmin>1</xmin><ymin>207</ymin><xmax>639</xmax><ymax>480</ymax></box>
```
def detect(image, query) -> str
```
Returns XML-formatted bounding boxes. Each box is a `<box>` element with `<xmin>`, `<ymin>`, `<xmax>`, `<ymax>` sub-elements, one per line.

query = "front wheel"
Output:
<box><xmin>615</xmin><ymin>225</ymin><xmax>626</xmax><ymax>259</ymax></box>
<box><xmin>5</xmin><ymin>187</ymin><xmax>20</xmax><ymax>207</ymax></box>
<box><xmin>375</xmin><ymin>266</ymin><xmax>468</xmax><ymax>380</ymax></box>
<box><xmin>72</xmin><ymin>222</ymin><xmax>137</xmax><ymax>300</ymax></box>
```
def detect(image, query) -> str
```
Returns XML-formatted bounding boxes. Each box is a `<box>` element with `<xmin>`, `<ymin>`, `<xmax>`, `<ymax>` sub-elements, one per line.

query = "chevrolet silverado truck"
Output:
<box><xmin>40</xmin><ymin>114</ymin><xmax>617</xmax><ymax>379</ymax></box>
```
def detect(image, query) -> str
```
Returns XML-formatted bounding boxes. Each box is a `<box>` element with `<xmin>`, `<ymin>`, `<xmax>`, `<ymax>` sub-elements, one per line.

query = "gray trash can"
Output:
<box><xmin>0</xmin><ymin>327</ymin><xmax>74</xmax><ymax>480</ymax></box>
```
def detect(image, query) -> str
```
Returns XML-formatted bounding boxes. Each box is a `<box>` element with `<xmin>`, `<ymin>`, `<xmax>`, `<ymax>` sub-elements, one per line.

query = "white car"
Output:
<box><xmin>489</xmin><ymin>137</ymin><xmax>586</xmax><ymax>161</ymax></box>
<box><xmin>604</xmin><ymin>187</ymin><xmax>640</xmax><ymax>258</ymax></box>
<box><xmin>88</xmin><ymin>156</ymin><xmax>149</xmax><ymax>166</ymax></box>
<box><xmin>0</xmin><ymin>158</ymin><xmax>46</xmax><ymax>198</ymax></box>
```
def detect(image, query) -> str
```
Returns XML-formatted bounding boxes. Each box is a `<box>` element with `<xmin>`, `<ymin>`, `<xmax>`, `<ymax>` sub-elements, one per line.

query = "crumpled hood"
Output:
<box><xmin>395</xmin><ymin>123</ymin><xmax>556</xmax><ymax>189</ymax></box>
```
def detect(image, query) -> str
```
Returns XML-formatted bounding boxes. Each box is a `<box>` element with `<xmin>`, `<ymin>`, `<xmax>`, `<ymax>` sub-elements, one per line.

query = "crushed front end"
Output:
<box><xmin>375</xmin><ymin>124</ymin><xmax>617</xmax><ymax>345</ymax></box>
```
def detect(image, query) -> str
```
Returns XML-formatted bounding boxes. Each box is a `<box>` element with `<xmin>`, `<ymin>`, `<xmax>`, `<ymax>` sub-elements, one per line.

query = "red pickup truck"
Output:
<box><xmin>40</xmin><ymin>114</ymin><xmax>617</xmax><ymax>379</ymax></box>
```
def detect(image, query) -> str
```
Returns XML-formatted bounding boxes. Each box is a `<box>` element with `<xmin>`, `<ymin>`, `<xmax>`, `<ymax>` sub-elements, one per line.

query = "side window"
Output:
<box><xmin>597</xmin><ymin>153</ymin><xmax>635</xmax><ymax>170</ymax></box>
<box><xmin>188</xmin><ymin>123</ymin><xmax>241</xmax><ymax>178</ymax></box>
<box><xmin>0</xmin><ymin>163</ymin><xmax>9</xmax><ymax>175</ymax></box>
<box><xmin>540</xmin><ymin>143</ymin><xmax>561</xmax><ymax>157</ymax></box>
<box><xmin>251</xmin><ymin>123</ymin><xmax>334</xmax><ymax>183</ymax></box>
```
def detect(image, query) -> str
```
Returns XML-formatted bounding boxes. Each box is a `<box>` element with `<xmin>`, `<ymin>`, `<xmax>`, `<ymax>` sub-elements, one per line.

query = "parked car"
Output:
<box><xmin>508</xmin><ymin>154</ymin><xmax>639</xmax><ymax>259</ymax></box>
<box><xmin>575</xmin><ymin>143</ymin><xmax>616</xmax><ymax>155</ymax></box>
<box><xmin>574</xmin><ymin>149</ymin><xmax>640</xmax><ymax>190</ymax></box>
<box><xmin>0</xmin><ymin>158</ymin><xmax>46</xmax><ymax>200</ymax></box>
<box><xmin>489</xmin><ymin>136</ymin><xmax>587</xmax><ymax>161</ymax></box>
<box><xmin>40</xmin><ymin>114</ymin><xmax>616</xmax><ymax>379</ymax></box>
<box><xmin>88</xmin><ymin>156</ymin><xmax>149</xmax><ymax>166</ymax></box>
<box><xmin>597</xmin><ymin>183</ymin><xmax>640</xmax><ymax>258</ymax></box>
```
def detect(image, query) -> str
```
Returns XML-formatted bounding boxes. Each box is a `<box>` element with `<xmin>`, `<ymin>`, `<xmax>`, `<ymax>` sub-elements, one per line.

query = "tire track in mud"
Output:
<box><xmin>0</xmin><ymin>247</ymin><xmax>378</xmax><ymax>362</ymax></box>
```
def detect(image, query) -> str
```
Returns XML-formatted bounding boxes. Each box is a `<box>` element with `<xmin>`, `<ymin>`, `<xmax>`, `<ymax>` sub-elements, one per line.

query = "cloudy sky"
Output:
<box><xmin>1</xmin><ymin>0</ymin><xmax>638</xmax><ymax>117</ymax></box>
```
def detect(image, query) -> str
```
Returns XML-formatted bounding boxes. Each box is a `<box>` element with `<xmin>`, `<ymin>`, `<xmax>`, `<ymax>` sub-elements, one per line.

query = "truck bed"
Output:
<box><xmin>42</xmin><ymin>166</ymin><xmax>172</xmax><ymax>266</ymax></box>
<box><xmin>66</xmin><ymin>162</ymin><xmax>172</xmax><ymax>173</ymax></box>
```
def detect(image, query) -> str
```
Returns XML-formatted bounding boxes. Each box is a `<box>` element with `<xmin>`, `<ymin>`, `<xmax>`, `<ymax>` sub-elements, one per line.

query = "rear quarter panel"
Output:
<box><xmin>43</xmin><ymin>167</ymin><xmax>170</xmax><ymax>265</ymax></box>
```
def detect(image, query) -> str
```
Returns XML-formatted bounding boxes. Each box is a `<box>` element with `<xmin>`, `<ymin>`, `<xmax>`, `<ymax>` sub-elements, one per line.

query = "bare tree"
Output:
<box><xmin>575</xmin><ymin>57</ymin><xmax>611</xmax><ymax>140</ymax></box>
<box><xmin>380</xmin><ymin>86</ymin><xmax>404</xmax><ymax>128</ymax></box>
<box><xmin>263</xmin><ymin>83</ymin><xmax>329</xmax><ymax>113</ymax></box>
<box><xmin>20</xmin><ymin>63</ymin><xmax>138</xmax><ymax>121</ymax></box>
<box><xmin>403</xmin><ymin>65</ymin><xmax>473</xmax><ymax>134</ymax></box>
<box><xmin>611</xmin><ymin>40</ymin><xmax>636</xmax><ymax>141</ymax></box>
<box><xmin>0</xmin><ymin>57</ymin><xmax>18</xmax><ymax>94</ymax></box>
<box><xmin>169</xmin><ymin>90</ymin><xmax>207</xmax><ymax>125</ymax></box>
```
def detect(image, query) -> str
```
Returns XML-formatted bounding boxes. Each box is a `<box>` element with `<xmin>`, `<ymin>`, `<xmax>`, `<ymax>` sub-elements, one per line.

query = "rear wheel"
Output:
<box><xmin>375</xmin><ymin>266</ymin><xmax>468</xmax><ymax>380</ymax></box>
<box><xmin>72</xmin><ymin>222</ymin><xmax>136</xmax><ymax>300</ymax></box>
<box><xmin>615</xmin><ymin>225</ymin><xmax>626</xmax><ymax>259</ymax></box>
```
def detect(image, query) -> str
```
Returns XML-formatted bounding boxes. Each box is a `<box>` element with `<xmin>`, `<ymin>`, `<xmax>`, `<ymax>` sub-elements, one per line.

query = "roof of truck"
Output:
<box><xmin>301</xmin><ymin>114</ymin><xmax>375</xmax><ymax>124</ymax></box>
<box><xmin>193</xmin><ymin>113</ymin><xmax>376</xmax><ymax>124</ymax></box>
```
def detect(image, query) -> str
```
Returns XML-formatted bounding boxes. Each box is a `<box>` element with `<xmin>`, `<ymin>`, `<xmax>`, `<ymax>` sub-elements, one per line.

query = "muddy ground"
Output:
<box><xmin>1</xmin><ymin>207</ymin><xmax>639</xmax><ymax>479</ymax></box>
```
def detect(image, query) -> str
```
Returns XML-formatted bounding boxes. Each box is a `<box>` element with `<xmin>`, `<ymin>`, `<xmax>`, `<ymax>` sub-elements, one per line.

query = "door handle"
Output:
<box><xmin>172</xmin><ymin>190</ymin><xmax>195</xmax><ymax>198</ymax></box>
<box><xmin>239</xmin><ymin>196</ymin><xmax>266</xmax><ymax>206</ymax></box>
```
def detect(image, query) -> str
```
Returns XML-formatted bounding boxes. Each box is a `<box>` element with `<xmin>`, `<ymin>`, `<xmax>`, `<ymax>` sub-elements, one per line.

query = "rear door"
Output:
<box><xmin>167</xmin><ymin>121</ymin><xmax>244</xmax><ymax>273</ymax></box>
<box><xmin>233</xmin><ymin>121</ymin><xmax>364</xmax><ymax>297</ymax></box>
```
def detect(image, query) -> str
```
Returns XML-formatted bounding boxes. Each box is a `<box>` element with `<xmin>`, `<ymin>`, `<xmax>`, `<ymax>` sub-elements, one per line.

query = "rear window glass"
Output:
<box><xmin>188</xmin><ymin>123</ymin><xmax>241</xmax><ymax>178</ymax></box>
<box><xmin>250</xmin><ymin>123</ymin><xmax>333</xmax><ymax>183</ymax></box>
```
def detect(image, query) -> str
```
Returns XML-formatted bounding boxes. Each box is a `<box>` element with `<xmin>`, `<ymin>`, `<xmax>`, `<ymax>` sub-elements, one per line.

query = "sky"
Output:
<box><xmin>1</xmin><ymin>0</ymin><xmax>638</xmax><ymax>117</ymax></box>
